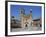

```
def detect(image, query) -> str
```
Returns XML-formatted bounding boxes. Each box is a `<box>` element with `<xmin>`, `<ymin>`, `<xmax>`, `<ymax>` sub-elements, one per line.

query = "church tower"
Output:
<box><xmin>20</xmin><ymin>8</ymin><xmax>25</xmax><ymax>28</ymax></box>
<box><xmin>20</xmin><ymin>8</ymin><xmax>32</xmax><ymax>28</ymax></box>
<box><xmin>20</xmin><ymin>8</ymin><xmax>25</xmax><ymax>15</ymax></box>
<box><xmin>30</xmin><ymin>9</ymin><xmax>33</xmax><ymax>26</ymax></box>
<box><xmin>30</xmin><ymin>9</ymin><xmax>32</xmax><ymax>17</ymax></box>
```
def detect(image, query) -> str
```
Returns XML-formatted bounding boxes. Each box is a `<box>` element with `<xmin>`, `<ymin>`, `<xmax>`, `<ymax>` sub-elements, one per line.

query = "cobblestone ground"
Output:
<box><xmin>11</xmin><ymin>25</ymin><xmax>42</xmax><ymax>32</ymax></box>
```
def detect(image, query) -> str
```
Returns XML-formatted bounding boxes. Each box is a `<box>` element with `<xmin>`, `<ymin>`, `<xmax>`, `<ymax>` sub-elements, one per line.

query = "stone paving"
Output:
<box><xmin>11</xmin><ymin>25</ymin><xmax>42</xmax><ymax>32</ymax></box>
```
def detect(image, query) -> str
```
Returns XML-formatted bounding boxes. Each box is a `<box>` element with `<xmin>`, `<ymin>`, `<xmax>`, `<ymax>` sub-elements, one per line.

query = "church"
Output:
<box><xmin>20</xmin><ymin>8</ymin><xmax>32</xmax><ymax>28</ymax></box>
<box><xmin>11</xmin><ymin>8</ymin><xmax>41</xmax><ymax>28</ymax></box>
<box><xmin>20</xmin><ymin>8</ymin><xmax>41</xmax><ymax>28</ymax></box>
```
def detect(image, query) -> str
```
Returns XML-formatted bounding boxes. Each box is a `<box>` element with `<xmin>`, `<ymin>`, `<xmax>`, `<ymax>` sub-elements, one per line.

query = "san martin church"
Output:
<box><xmin>11</xmin><ymin>8</ymin><xmax>41</xmax><ymax>28</ymax></box>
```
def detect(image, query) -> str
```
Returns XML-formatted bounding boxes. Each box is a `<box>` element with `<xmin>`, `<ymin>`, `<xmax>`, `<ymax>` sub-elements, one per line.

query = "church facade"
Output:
<box><xmin>20</xmin><ymin>8</ymin><xmax>41</xmax><ymax>28</ymax></box>
<box><xmin>20</xmin><ymin>8</ymin><xmax>32</xmax><ymax>28</ymax></box>
<box><xmin>11</xmin><ymin>8</ymin><xmax>41</xmax><ymax>28</ymax></box>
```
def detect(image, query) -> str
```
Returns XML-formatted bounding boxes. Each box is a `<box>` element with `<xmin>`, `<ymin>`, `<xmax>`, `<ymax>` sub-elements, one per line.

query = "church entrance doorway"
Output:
<box><xmin>25</xmin><ymin>24</ymin><xmax>27</xmax><ymax>27</ymax></box>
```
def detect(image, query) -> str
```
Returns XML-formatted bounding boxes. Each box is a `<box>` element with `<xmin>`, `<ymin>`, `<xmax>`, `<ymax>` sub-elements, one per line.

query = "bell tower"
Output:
<box><xmin>20</xmin><ymin>8</ymin><xmax>25</xmax><ymax>28</ymax></box>
<box><xmin>20</xmin><ymin>8</ymin><xmax>25</xmax><ymax>15</ymax></box>
<box><xmin>30</xmin><ymin>9</ymin><xmax>32</xmax><ymax>18</ymax></box>
<box><xmin>30</xmin><ymin>9</ymin><xmax>32</xmax><ymax>26</ymax></box>
<box><xmin>30</xmin><ymin>9</ymin><xmax>32</xmax><ymax>16</ymax></box>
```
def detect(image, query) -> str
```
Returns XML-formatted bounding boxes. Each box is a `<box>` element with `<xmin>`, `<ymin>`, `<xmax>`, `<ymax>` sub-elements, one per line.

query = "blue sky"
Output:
<box><xmin>10</xmin><ymin>5</ymin><xmax>42</xmax><ymax>20</ymax></box>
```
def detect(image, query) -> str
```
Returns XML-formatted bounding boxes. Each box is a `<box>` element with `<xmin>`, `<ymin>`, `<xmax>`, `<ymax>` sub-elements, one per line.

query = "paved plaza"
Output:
<box><xmin>11</xmin><ymin>25</ymin><xmax>42</xmax><ymax>32</ymax></box>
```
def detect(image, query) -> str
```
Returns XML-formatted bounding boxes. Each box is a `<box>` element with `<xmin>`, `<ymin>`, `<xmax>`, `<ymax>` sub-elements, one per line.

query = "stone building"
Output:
<box><xmin>11</xmin><ymin>8</ymin><xmax>41</xmax><ymax>28</ymax></box>
<box><xmin>11</xmin><ymin>16</ymin><xmax>21</xmax><ymax>28</ymax></box>
<box><xmin>20</xmin><ymin>8</ymin><xmax>41</xmax><ymax>28</ymax></box>
<box><xmin>20</xmin><ymin>8</ymin><xmax>32</xmax><ymax>28</ymax></box>
<box><xmin>32</xmin><ymin>19</ymin><xmax>41</xmax><ymax>27</ymax></box>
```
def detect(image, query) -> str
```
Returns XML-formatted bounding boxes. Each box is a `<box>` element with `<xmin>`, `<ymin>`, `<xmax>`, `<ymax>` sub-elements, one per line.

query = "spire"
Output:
<box><xmin>20</xmin><ymin>8</ymin><xmax>25</xmax><ymax>14</ymax></box>
<box><xmin>30</xmin><ymin>9</ymin><xmax>32</xmax><ymax>17</ymax></box>
<box><xmin>30</xmin><ymin>9</ymin><xmax>32</xmax><ymax>13</ymax></box>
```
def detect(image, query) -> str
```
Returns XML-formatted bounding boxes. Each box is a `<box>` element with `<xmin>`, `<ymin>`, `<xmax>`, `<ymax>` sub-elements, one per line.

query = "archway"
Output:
<box><xmin>25</xmin><ymin>24</ymin><xmax>27</xmax><ymax>27</ymax></box>
<box><xmin>25</xmin><ymin>22</ymin><xmax>29</xmax><ymax>27</ymax></box>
